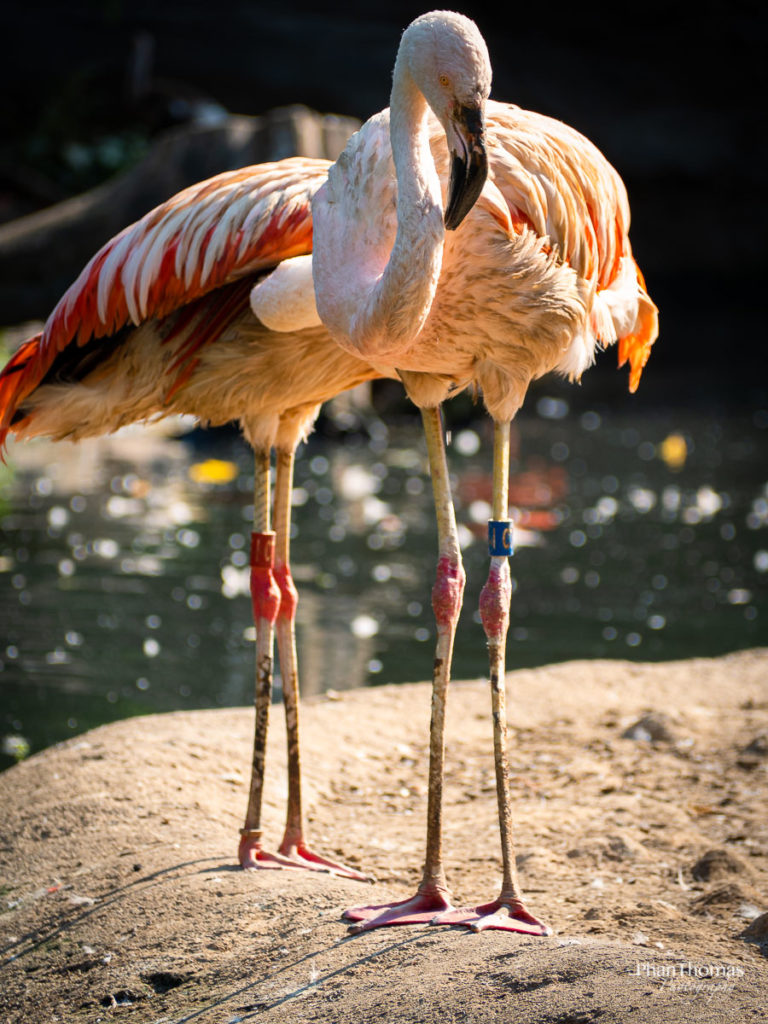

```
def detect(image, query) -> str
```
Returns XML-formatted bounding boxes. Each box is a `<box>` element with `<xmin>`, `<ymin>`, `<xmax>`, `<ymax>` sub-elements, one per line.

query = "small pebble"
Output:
<box><xmin>691</xmin><ymin>883</ymin><xmax>749</xmax><ymax>913</ymax></box>
<box><xmin>737</xmin><ymin>733</ymin><xmax>768</xmax><ymax>769</ymax></box>
<box><xmin>741</xmin><ymin>911</ymin><xmax>768</xmax><ymax>939</ymax></box>
<box><xmin>621</xmin><ymin>713</ymin><xmax>675</xmax><ymax>742</ymax></box>
<box><xmin>742</xmin><ymin>733</ymin><xmax>768</xmax><ymax>757</ymax></box>
<box><xmin>69</xmin><ymin>894</ymin><xmax>96</xmax><ymax>907</ymax></box>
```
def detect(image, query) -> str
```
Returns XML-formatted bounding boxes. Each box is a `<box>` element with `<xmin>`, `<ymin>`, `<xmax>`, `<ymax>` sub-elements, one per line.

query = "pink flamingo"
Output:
<box><xmin>311</xmin><ymin>11</ymin><xmax>658</xmax><ymax>933</ymax></box>
<box><xmin>0</xmin><ymin>158</ymin><xmax>386</xmax><ymax>880</ymax></box>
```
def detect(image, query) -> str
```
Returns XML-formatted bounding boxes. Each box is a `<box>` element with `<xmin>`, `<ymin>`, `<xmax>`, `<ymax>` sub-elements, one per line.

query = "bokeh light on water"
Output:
<box><xmin>1</xmin><ymin>398</ymin><xmax>766</xmax><ymax>768</ymax></box>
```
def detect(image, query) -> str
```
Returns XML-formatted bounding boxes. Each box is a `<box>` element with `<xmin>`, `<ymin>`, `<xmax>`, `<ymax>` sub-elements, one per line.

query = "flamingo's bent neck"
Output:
<box><xmin>313</xmin><ymin>38</ymin><xmax>446</xmax><ymax>361</ymax></box>
<box><xmin>361</xmin><ymin>58</ymin><xmax>445</xmax><ymax>351</ymax></box>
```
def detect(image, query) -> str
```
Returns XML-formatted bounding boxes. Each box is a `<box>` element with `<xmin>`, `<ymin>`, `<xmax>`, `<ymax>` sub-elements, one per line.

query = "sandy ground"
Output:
<box><xmin>1</xmin><ymin>650</ymin><xmax>767</xmax><ymax>1023</ymax></box>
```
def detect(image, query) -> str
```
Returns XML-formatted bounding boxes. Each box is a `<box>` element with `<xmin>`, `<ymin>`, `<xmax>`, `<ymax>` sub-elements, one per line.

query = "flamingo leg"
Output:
<box><xmin>345</xmin><ymin>405</ymin><xmax>463</xmax><ymax>930</ymax></box>
<box><xmin>239</xmin><ymin>449</ymin><xmax>298</xmax><ymax>870</ymax></box>
<box><xmin>272</xmin><ymin>447</ymin><xmax>369</xmax><ymax>881</ymax></box>
<box><xmin>441</xmin><ymin>421</ymin><xmax>550</xmax><ymax>934</ymax></box>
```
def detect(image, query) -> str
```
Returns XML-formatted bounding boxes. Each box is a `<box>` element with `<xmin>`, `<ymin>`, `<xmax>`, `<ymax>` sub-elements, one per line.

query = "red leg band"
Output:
<box><xmin>251</xmin><ymin>531</ymin><xmax>276</xmax><ymax>568</ymax></box>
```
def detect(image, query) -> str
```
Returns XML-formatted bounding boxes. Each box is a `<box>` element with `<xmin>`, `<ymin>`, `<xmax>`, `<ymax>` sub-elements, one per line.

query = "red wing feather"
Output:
<box><xmin>162</xmin><ymin>278</ymin><xmax>254</xmax><ymax>401</ymax></box>
<box><xmin>0</xmin><ymin>335</ymin><xmax>44</xmax><ymax>449</ymax></box>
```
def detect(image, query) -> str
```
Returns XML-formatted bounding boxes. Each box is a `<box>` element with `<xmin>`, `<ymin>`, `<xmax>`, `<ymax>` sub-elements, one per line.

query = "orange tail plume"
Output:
<box><xmin>618</xmin><ymin>262</ymin><xmax>659</xmax><ymax>393</ymax></box>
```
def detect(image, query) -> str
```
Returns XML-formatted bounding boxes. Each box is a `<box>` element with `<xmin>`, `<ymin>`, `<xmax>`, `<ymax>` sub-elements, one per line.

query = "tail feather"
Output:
<box><xmin>618</xmin><ymin>262</ymin><xmax>659</xmax><ymax>393</ymax></box>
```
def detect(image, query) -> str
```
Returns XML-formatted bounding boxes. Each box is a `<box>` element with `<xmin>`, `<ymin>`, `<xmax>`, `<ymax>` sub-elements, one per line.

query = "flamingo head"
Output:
<box><xmin>399</xmin><ymin>11</ymin><xmax>492</xmax><ymax>229</ymax></box>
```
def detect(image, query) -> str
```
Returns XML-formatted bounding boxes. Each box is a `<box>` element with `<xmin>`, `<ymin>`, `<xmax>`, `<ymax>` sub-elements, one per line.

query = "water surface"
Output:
<box><xmin>1</xmin><ymin>396</ymin><xmax>766</xmax><ymax>769</ymax></box>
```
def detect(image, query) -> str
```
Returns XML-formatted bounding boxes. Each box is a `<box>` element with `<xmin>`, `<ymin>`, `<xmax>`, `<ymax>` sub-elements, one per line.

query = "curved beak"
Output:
<box><xmin>444</xmin><ymin>104</ymin><xmax>488</xmax><ymax>231</ymax></box>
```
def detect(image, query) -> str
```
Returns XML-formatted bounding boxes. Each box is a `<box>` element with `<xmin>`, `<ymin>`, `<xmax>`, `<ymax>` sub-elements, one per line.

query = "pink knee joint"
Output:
<box><xmin>274</xmin><ymin>564</ymin><xmax>299</xmax><ymax>623</ymax></box>
<box><xmin>432</xmin><ymin>555</ymin><xmax>466</xmax><ymax>632</ymax></box>
<box><xmin>250</xmin><ymin>531</ymin><xmax>281</xmax><ymax>624</ymax></box>
<box><xmin>479</xmin><ymin>559</ymin><xmax>512</xmax><ymax>641</ymax></box>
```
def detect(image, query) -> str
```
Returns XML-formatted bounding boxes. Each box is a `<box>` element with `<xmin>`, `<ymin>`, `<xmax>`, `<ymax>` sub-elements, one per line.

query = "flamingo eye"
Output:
<box><xmin>438</xmin><ymin>73</ymin><xmax>451</xmax><ymax>89</ymax></box>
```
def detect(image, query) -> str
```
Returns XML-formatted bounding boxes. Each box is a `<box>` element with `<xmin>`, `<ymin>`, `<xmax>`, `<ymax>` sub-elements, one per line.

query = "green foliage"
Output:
<box><xmin>1</xmin><ymin>735</ymin><xmax>31</xmax><ymax>763</ymax></box>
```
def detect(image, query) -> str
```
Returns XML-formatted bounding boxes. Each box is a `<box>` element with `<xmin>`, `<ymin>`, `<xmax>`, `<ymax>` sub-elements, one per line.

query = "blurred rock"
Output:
<box><xmin>691</xmin><ymin>849</ymin><xmax>750</xmax><ymax>883</ymax></box>
<box><xmin>743</xmin><ymin>733</ymin><xmax>768</xmax><ymax>756</ymax></box>
<box><xmin>740</xmin><ymin>911</ymin><xmax>768</xmax><ymax>945</ymax></box>
<box><xmin>567</xmin><ymin>835</ymin><xmax>649</xmax><ymax>865</ymax></box>
<box><xmin>621</xmin><ymin>713</ymin><xmax>675</xmax><ymax>743</ymax></box>
<box><xmin>0</xmin><ymin>106</ymin><xmax>358</xmax><ymax>326</ymax></box>
<box><xmin>737</xmin><ymin>732</ymin><xmax>768</xmax><ymax>770</ymax></box>
<box><xmin>515</xmin><ymin>846</ymin><xmax>561</xmax><ymax>874</ymax></box>
<box><xmin>691</xmin><ymin>883</ymin><xmax>762</xmax><ymax>916</ymax></box>
<box><xmin>603</xmin><ymin>835</ymin><xmax>649</xmax><ymax>862</ymax></box>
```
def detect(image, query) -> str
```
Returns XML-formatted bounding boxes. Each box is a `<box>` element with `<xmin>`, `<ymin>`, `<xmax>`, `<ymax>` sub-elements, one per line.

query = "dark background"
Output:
<box><xmin>0</xmin><ymin>1</ymin><xmax>766</xmax><ymax>407</ymax></box>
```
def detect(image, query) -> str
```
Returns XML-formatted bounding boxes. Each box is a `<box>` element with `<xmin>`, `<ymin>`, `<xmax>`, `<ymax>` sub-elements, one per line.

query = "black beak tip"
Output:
<box><xmin>444</xmin><ymin>144</ymin><xmax>488</xmax><ymax>231</ymax></box>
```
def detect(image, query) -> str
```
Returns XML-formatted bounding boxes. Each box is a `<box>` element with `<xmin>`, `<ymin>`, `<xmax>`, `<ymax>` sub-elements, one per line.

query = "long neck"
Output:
<box><xmin>351</xmin><ymin>56</ymin><xmax>445</xmax><ymax>355</ymax></box>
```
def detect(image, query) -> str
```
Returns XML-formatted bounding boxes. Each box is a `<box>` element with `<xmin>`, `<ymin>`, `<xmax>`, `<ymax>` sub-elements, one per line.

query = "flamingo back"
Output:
<box><xmin>476</xmin><ymin>101</ymin><xmax>657</xmax><ymax>392</ymax></box>
<box><xmin>0</xmin><ymin>158</ymin><xmax>330</xmax><ymax>452</ymax></box>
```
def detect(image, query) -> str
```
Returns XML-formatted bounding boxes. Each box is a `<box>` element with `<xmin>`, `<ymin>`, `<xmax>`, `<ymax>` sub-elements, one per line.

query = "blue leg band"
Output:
<box><xmin>488</xmin><ymin>519</ymin><xmax>514</xmax><ymax>557</ymax></box>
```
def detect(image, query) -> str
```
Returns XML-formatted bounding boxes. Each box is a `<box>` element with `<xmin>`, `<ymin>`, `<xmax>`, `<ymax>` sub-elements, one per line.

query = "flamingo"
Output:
<box><xmin>310</xmin><ymin>11</ymin><xmax>658</xmax><ymax>933</ymax></box>
<box><xmin>0</xmin><ymin>15</ymin><xmax>495</xmax><ymax>887</ymax></box>
<box><xmin>0</xmin><ymin>161</ymin><xmax>388</xmax><ymax>880</ymax></box>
